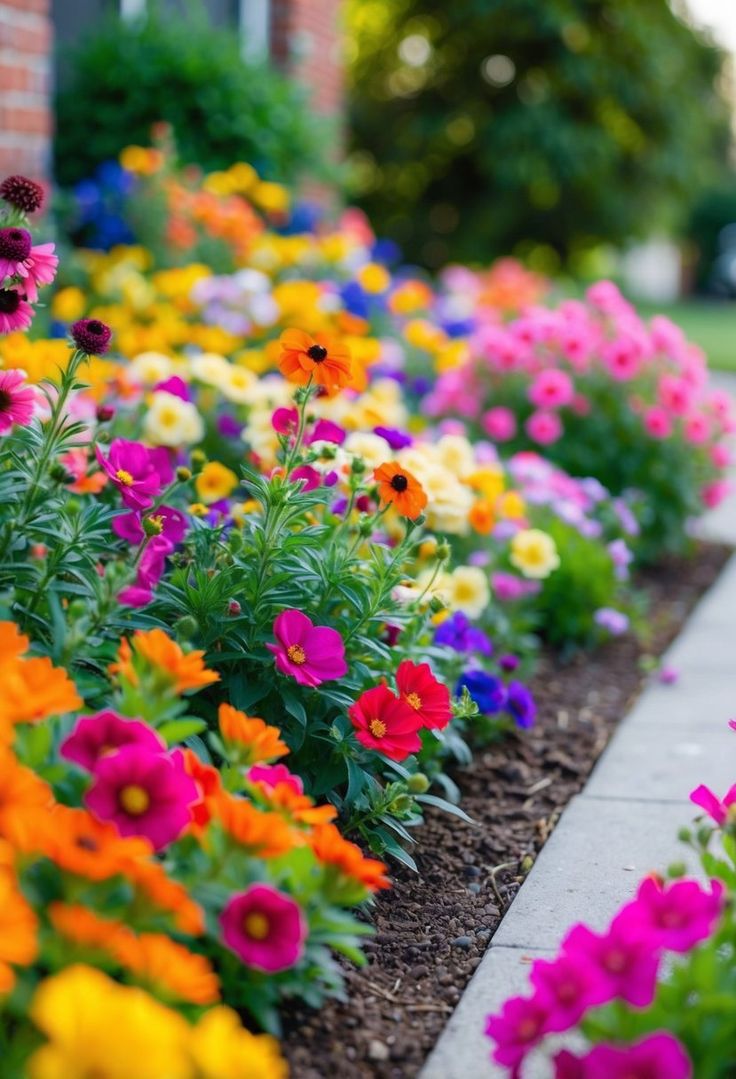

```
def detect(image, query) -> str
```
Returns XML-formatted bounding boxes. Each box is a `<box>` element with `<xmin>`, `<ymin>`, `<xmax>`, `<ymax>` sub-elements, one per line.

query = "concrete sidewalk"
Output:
<box><xmin>422</xmin><ymin>555</ymin><xmax>736</xmax><ymax>1078</ymax></box>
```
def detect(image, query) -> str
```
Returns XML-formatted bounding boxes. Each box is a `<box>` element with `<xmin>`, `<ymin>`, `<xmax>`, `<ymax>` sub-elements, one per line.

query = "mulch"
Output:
<box><xmin>282</xmin><ymin>542</ymin><xmax>731</xmax><ymax>1078</ymax></box>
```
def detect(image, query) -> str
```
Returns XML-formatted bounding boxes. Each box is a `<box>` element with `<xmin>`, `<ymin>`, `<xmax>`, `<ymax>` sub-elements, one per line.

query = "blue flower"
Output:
<box><xmin>456</xmin><ymin>670</ymin><xmax>507</xmax><ymax>714</ymax></box>
<box><xmin>373</xmin><ymin>425</ymin><xmax>413</xmax><ymax>450</ymax></box>
<box><xmin>505</xmin><ymin>681</ymin><xmax>537</xmax><ymax>729</ymax></box>
<box><xmin>435</xmin><ymin>613</ymin><xmax>493</xmax><ymax>656</ymax></box>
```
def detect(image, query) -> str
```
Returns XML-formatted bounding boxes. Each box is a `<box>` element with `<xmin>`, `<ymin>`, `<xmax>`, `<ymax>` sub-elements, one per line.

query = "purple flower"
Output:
<box><xmin>456</xmin><ymin>670</ymin><xmax>507</xmax><ymax>714</ymax></box>
<box><xmin>506</xmin><ymin>681</ymin><xmax>537</xmax><ymax>728</ymax></box>
<box><xmin>373</xmin><ymin>425</ymin><xmax>413</xmax><ymax>449</ymax></box>
<box><xmin>434</xmin><ymin>612</ymin><xmax>493</xmax><ymax>656</ymax></box>
<box><xmin>217</xmin><ymin>414</ymin><xmax>242</xmax><ymax>439</ymax></box>
<box><xmin>112</xmin><ymin>505</ymin><xmax>188</xmax><ymax>545</ymax></box>
<box><xmin>95</xmin><ymin>439</ymin><xmax>171</xmax><ymax>510</ymax></box>
<box><xmin>70</xmin><ymin>318</ymin><xmax>112</xmax><ymax>356</ymax></box>
<box><xmin>608</xmin><ymin>538</ymin><xmax>634</xmax><ymax>581</ymax></box>
<box><xmin>594</xmin><ymin>608</ymin><xmax>630</xmax><ymax>636</ymax></box>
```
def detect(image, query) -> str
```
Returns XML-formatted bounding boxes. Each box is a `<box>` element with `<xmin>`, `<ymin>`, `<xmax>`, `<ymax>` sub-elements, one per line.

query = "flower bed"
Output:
<box><xmin>0</xmin><ymin>151</ymin><xmax>732</xmax><ymax>1075</ymax></box>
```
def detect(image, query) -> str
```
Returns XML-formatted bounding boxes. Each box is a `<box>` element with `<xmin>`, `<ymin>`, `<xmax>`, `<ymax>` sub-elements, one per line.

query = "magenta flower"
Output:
<box><xmin>615</xmin><ymin>877</ymin><xmax>724</xmax><ymax>953</ymax></box>
<box><xmin>85</xmin><ymin>744</ymin><xmax>198</xmax><ymax>850</ymax></box>
<box><xmin>529</xmin><ymin>953</ymin><xmax>609</xmax><ymax>1033</ymax></box>
<box><xmin>247</xmin><ymin>762</ymin><xmax>304</xmax><ymax>796</ymax></box>
<box><xmin>690</xmin><ymin>783</ymin><xmax>736</xmax><ymax>832</ymax></box>
<box><xmin>0</xmin><ymin>226</ymin><xmax>32</xmax><ymax>278</ymax></box>
<box><xmin>0</xmin><ymin>288</ymin><xmax>33</xmax><ymax>334</ymax></box>
<box><xmin>219</xmin><ymin>884</ymin><xmax>306</xmax><ymax>973</ymax></box>
<box><xmin>526</xmin><ymin>408</ymin><xmax>563</xmax><ymax>445</ymax></box>
<box><xmin>307</xmin><ymin>419</ymin><xmax>345</xmax><ymax>445</ymax></box>
<box><xmin>272</xmin><ymin>406</ymin><xmax>298</xmax><ymax>435</ymax></box>
<box><xmin>562</xmin><ymin>921</ymin><xmax>660</xmax><ymax>1007</ymax></box>
<box><xmin>118</xmin><ymin>535</ymin><xmax>173</xmax><ymax>607</ymax></box>
<box><xmin>554</xmin><ymin>1031</ymin><xmax>692</xmax><ymax>1079</ymax></box>
<box><xmin>95</xmin><ymin>439</ymin><xmax>169</xmax><ymax>510</ymax></box>
<box><xmin>482</xmin><ymin>406</ymin><xmax>517</xmax><ymax>442</ymax></box>
<box><xmin>267</xmin><ymin>609</ymin><xmax>347</xmax><ymax>687</ymax></box>
<box><xmin>528</xmin><ymin>369</ymin><xmax>575</xmax><ymax>409</ymax></box>
<box><xmin>61</xmin><ymin>709</ymin><xmax>165</xmax><ymax>771</ymax></box>
<box><xmin>112</xmin><ymin>505</ymin><xmax>188</xmax><ymax>545</ymax></box>
<box><xmin>289</xmin><ymin>465</ymin><xmax>321</xmax><ymax>491</ymax></box>
<box><xmin>22</xmin><ymin>243</ymin><xmax>58</xmax><ymax>302</ymax></box>
<box><xmin>484</xmin><ymin>994</ymin><xmax>551</xmax><ymax>1069</ymax></box>
<box><xmin>0</xmin><ymin>369</ymin><xmax>35</xmax><ymax>433</ymax></box>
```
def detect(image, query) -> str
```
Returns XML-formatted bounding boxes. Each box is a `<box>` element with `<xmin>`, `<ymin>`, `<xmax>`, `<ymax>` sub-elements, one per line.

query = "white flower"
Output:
<box><xmin>129</xmin><ymin>351</ymin><xmax>174</xmax><ymax>386</ymax></box>
<box><xmin>143</xmin><ymin>392</ymin><xmax>204</xmax><ymax>446</ymax></box>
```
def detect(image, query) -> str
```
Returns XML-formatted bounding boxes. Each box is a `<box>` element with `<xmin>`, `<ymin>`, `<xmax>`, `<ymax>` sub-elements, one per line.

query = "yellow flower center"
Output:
<box><xmin>244</xmin><ymin>912</ymin><xmax>270</xmax><ymax>940</ymax></box>
<box><xmin>147</xmin><ymin>514</ymin><xmax>164</xmax><ymax>535</ymax></box>
<box><xmin>406</xmin><ymin>692</ymin><xmax>422</xmax><ymax>710</ymax></box>
<box><xmin>287</xmin><ymin>644</ymin><xmax>307</xmax><ymax>665</ymax></box>
<box><xmin>119</xmin><ymin>784</ymin><xmax>150</xmax><ymax>816</ymax></box>
<box><xmin>369</xmin><ymin>718</ymin><xmax>387</xmax><ymax>738</ymax></box>
<box><xmin>115</xmin><ymin>468</ymin><xmax>134</xmax><ymax>487</ymax></box>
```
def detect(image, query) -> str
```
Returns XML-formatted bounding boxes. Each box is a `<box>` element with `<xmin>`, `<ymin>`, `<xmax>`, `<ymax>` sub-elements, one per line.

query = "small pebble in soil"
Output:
<box><xmin>368</xmin><ymin>1039</ymin><xmax>390</xmax><ymax>1062</ymax></box>
<box><xmin>467</xmin><ymin>883</ymin><xmax>481</xmax><ymax>894</ymax></box>
<box><xmin>452</xmin><ymin>935</ymin><xmax>473</xmax><ymax>949</ymax></box>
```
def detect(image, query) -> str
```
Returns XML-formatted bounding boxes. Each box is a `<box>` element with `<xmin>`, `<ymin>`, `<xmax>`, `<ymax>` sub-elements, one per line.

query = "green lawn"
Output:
<box><xmin>637</xmin><ymin>300</ymin><xmax>736</xmax><ymax>371</ymax></box>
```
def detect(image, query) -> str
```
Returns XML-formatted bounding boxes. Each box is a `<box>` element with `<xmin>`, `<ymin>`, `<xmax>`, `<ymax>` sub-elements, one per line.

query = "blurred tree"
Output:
<box><xmin>55</xmin><ymin>2</ymin><xmax>334</xmax><ymax>187</ymax></box>
<box><xmin>347</xmin><ymin>0</ymin><xmax>732</xmax><ymax>268</ymax></box>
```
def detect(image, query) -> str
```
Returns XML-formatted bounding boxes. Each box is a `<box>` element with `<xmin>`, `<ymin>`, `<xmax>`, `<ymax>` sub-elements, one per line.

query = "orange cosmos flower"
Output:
<box><xmin>374</xmin><ymin>462</ymin><xmax>428</xmax><ymax>520</ymax></box>
<box><xmin>0</xmin><ymin>870</ymin><xmax>38</xmax><ymax>993</ymax></box>
<box><xmin>127</xmin><ymin>860</ymin><xmax>206</xmax><ymax>936</ymax></box>
<box><xmin>310</xmin><ymin>822</ymin><xmax>390</xmax><ymax>893</ymax></box>
<box><xmin>0</xmin><ymin>748</ymin><xmax>53</xmax><ymax>845</ymax></box>
<box><xmin>113</xmin><ymin>932</ymin><xmax>220</xmax><ymax>1006</ymax></box>
<box><xmin>468</xmin><ymin>499</ymin><xmax>496</xmax><ymax>535</ymax></box>
<box><xmin>278</xmin><ymin>328</ymin><xmax>352</xmax><ymax>395</ymax></box>
<box><xmin>0</xmin><ymin>621</ymin><xmax>29</xmax><ymax>663</ymax></box>
<box><xmin>0</xmin><ymin>656</ymin><xmax>82</xmax><ymax>727</ymax></box>
<box><xmin>110</xmin><ymin>628</ymin><xmax>220</xmax><ymax>694</ymax></box>
<box><xmin>42</xmin><ymin>805</ymin><xmax>152</xmax><ymax>881</ymax></box>
<box><xmin>247</xmin><ymin>765</ymin><xmax>337</xmax><ymax>827</ymax></box>
<box><xmin>212</xmin><ymin>794</ymin><xmax>295</xmax><ymax>858</ymax></box>
<box><xmin>218</xmin><ymin>703</ymin><xmax>289</xmax><ymax>765</ymax></box>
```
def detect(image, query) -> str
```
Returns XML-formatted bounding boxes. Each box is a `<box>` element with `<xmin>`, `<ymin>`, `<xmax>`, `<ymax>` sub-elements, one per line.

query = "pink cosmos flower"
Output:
<box><xmin>22</xmin><ymin>242</ymin><xmax>58</xmax><ymax>302</ymax></box>
<box><xmin>602</xmin><ymin>337</ymin><xmax>643</xmax><ymax>381</ymax></box>
<box><xmin>95</xmin><ymin>439</ymin><xmax>171</xmax><ymax>510</ymax></box>
<box><xmin>615</xmin><ymin>877</ymin><xmax>724</xmax><ymax>953</ymax></box>
<box><xmin>528</xmin><ymin>369</ymin><xmax>575</xmax><ymax>409</ymax></box>
<box><xmin>485</xmin><ymin>994</ymin><xmax>551</xmax><ymax>1069</ymax></box>
<box><xmin>690</xmin><ymin>782</ymin><xmax>736</xmax><ymax>826</ymax></box>
<box><xmin>61</xmin><ymin>709</ymin><xmax>165</xmax><ymax>771</ymax></box>
<box><xmin>554</xmin><ymin>1031</ymin><xmax>692</xmax><ymax>1079</ymax></box>
<box><xmin>643</xmin><ymin>406</ymin><xmax>672</xmax><ymax>440</ymax></box>
<box><xmin>112</xmin><ymin>505</ymin><xmax>188</xmax><ymax>545</ymax></box>
<box><xmin>85</xmin><ymin>744</ymin><xmax>198</xmax><ymax>850</ymax></box>
<box><xmin>482</xmin><ymin>406</ymin><xmax>517</xmax><ymax>441</ymax></box>
<box><xmin>267</xmin><ymin>609</ymin><xmax>348</xmax><ymax>687</ymax></box>
<box><xmin>529</xmin><ymin>953</ymin><xmax>609</xmax><ymax>1033</ymax></box>
<box><xmin>0</xmin><ymin>368</ymin><xmax>35</xmax><ymax>432</ymax></box>
<box><xmin>526</xmin><ymin>409</ymin><xmax>563</xmax><ymax>446</ymax></box>
<box><xmin>562</xmin><ymin>921</ymin><xmax>660</xmax><ymax>1007</ymax></box>
<box><xmin>247</xmin><ymin>762</ymin><xmax>304</xmax><ymax>796</ymax></box>
<box><xmin>0</xmin><ymin>288</ymin><xmax>33</xmax><ymax>334</ymax></box>
<box><xmin>219</xmin><ymin>884</ymin><xmax>306</xmax><ymax>973</ymax></box>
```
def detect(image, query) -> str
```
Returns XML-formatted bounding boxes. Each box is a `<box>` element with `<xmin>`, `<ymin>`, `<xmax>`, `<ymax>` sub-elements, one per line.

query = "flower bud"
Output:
<box><xmin>174</xmin><ymin>615</ymin><xmax>198</xmax><ymax>639</ymax></box>
<box><xmin>435</xmin><ymin>542</ymin><xmax>451</xmax><ymax>561</ymax></box>
<box><xmin>96</xmin><ymin>404</ymin><xmax>115</xmax><ymax>422</ymax></box>
<box><xmin>407</xmin><ymin>772</ymin><xmax>430</xmax><ymax>794</ymax></box>
<box><xmin>176</xmin><ymin>466</ymin><xmax>192</xmax><ymax>482</ymax></box>
<box><xmin>429</xmin><ymin>595</ymin><xmax>446</xmax><ymax>613</ymax></box>
<box><xmin>228</xmin><ymin>600</ymin><xmax>242</xmax><ymax>616</ymax></box>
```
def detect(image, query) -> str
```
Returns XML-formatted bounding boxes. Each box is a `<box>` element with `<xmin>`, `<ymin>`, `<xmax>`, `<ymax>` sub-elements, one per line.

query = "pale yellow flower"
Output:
<box><xmin>510</xmin><ymin>529</ymin><xmax>560</xmax><ymax>579</ymax></box>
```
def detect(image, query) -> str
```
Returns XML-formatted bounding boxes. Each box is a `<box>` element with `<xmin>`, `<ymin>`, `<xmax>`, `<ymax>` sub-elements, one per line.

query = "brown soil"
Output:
<box><xmin>283</xmin><ymin>542</ymin><xmax>731</xmax><ymax>1079</ymax></box>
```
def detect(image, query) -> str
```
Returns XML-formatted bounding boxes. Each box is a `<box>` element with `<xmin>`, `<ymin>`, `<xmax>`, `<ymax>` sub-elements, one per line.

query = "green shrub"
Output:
<box><xmin>54</xmin><ymin>3</ymin><xmax>334</xmax><ymax>187</ymax></box>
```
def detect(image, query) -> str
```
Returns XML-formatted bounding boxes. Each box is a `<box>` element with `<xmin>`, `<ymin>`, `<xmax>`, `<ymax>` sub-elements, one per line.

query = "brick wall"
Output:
<box><xmin>271</xmin><ymin>0</ymin><xmax>344</xmax><ymax>121</ymax></box>
<box><xmin>0</xmin><ymin>0</ymin><xmax>51</xmax><ymax>182</ymax></box>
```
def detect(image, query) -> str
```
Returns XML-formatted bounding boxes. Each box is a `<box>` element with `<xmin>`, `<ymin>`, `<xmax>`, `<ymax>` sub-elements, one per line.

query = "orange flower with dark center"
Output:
<box><xmin>42</xmin><ymin>805</ymin><xmax>152</xmax><ymax>881</ymax></box>
<box><xmin>278</xmin><ymin>329</ymin><xmax>352</xmax><ymax>395</ymax></box>
<box><xmin>374</xmin><ymin>462</ymin><xmax>428</xmax><ymax>520</ymax></box>
<box><xmin>310</xmin><ymin>822</ymin><xmax>390</xmax><ymax>893</ymax></box>
<box><xmin>110</xmin><ymin>628</ymin><xmax>220</xmax><ymax>694</ymax></box>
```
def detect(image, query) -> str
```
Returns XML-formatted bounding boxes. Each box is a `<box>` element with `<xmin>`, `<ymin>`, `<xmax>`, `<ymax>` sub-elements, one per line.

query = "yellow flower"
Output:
<box><xmin>28</xmin><ymin>965</ymin><xmax>192</xmax><ymax>1079</ymax></box>
<box><xmin>404</xmin><ymin>318</ymin><xmax>447</xmax><ymax>353</ymax></box>
<box><xmin>143</xmin><ymin>392</ymin><xmax>204</xmax><ymax>447</ymax></box>
<box><xmin>357</xmin><ymin>263</ymin><xmax>391</xmax><ymax>294</ymax></box>
<box><xmin>443</xmin><ymin>566</ymin><xmax>491</xmax><ymax>619</ymax></box>
<box><xmin>190</xmin><ymin>1006</ymin><xmax>287</xmax><ymax>1079</ymax></box>
<box><xmin>510</xmin><ymin>529</ymin><xmax>560</xmax><ymax>579</ymax></box>
<box><xmin>219</xmin><ymin>364</ymin><xmax>257</xmax><ymax>404</ymax></box>
<box><xmin>252</xmin><ymin>181</ymin><xmax>290</xmax><ymax>215</ymax></box>
<box><xmin>497</xmin><ymin>490</ymin><xmax>526</xmax><ymax>520</ymax></box>
<box><xmin>196</xmin><ymin>462</ymin><xmax>239</xmax><ymax>504</ymax></box>
<box><xmin>51</xmin><ymin>287</ymin><xmax>86</xmax><ymax>322</ymax></box>
<box><xmin>436</xmin><ymin>339</ymin><xmax>470</xmax><ymax>373</ymax></box>
<box><xmin>467</xmin><ymin>466</ymin><xmax>506</xmax><ymax>503</ymax></box>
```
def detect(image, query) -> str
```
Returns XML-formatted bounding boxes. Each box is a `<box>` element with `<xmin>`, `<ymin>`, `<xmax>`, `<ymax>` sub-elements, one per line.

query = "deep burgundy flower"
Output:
<box><xmin>0</xmin><ymin>174</ymin><xmax>44</xmax><ymax>213</ymax></box>
<box><xmin>0</xmin><ymin>227</ymin><xmax>32</xmax><ymax>277</ymax></box>
<box><xmin>70</xmin><ymin>318</ymin><xmax>112</xmax><ymax>356</ymax></box>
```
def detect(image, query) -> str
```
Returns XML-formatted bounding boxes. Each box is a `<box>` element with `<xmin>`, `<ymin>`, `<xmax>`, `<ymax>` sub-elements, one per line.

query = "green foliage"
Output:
<box><xmin>347</xmin><ymin>0</ymin><xmax>731</xmax><ymax>267</ymax></box>
<box><xmin>55</xmin><ymin>2</ymin><xmax>332</xmax><ymax>187</ymax></box>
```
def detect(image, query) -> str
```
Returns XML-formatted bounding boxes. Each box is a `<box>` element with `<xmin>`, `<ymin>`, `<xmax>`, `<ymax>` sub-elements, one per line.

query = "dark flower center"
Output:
<box><xmin>307</xmin><ymin>344</ymin><xmax>328</xmax><ymax>362</ymax></box>
<box><xmin>75</xmin><ymin>835</ymin><xmax>99</xmax><ymax>851</ymax></box>
<box><xmin>0</xmin><ymin>289</ymin><xmax>21</xmax><ymax>314</ymax></box>
<box><xmin>390</xmin><ymin>473</ymin><xmax>409</xmax><ymax>492</ymax></box>
<box><xmin>0</xmin><ymin>227</ymin><xmax>31</xmax><ymax>261</ymax></box>
<box><xmin>86</xmin><ymin>320</ymin><xmax>106</xmax><ymax>337</ymax></box>
<box><xmin>0</xmin><ymin>389</ymin><xmax>11</xmax><ymax>412</ymax></box>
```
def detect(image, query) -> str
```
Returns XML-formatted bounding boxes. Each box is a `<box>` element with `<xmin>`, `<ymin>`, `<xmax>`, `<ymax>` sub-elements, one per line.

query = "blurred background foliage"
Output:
<box><xmin>346</xmin><ymin>0</ymin><xmax>734</xmax><ymax>271</ymax></box>
<box><xmin>54</xmin><ymin>1</ymin><xmax>333</xmax><ymax>188</ymax></box>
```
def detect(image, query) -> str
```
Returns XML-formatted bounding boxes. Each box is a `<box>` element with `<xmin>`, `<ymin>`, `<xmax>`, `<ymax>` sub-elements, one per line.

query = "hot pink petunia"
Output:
<box><xmin>95</xmin><ymin>438</ymin><xmax>170</xmax><ymax>511</ymax></box>
<box><xmin>529</xmin><ymin>952</ymin><xmax>609</xmax><ymax>1033</ymax></box>
<box><xmin>118</xmin><ymin>535</ymin><xmax>173</xmax><ymax>607</ymax></box>
<box><xmin>643</xmin><ymin>406</ymin><xmax>672</xmax><ymax>440</ymax></box>
<box><xmin>485</xmin><ymin>994</ymin><xmax>551</xmax><ymax>1069</ymax></box>
<box><xmin>615</xmin><ymin>877</ymin><xmax>725</xmax><ymax>953</ymax></box>
<box><xmin>219</xmin><ymin>883</ymin><xmax>306</xmax><ymax>973</ymax></box>
<box><xmin>85</xmin><ymin>744</ymin><xmax>198</xmax><ymax>850</ymax></box>
<box><xmin>267</xmin><ymin>609</ymin><xmax>347</xmax><ymax>687</ymax></box>
<box><xmin>525</xmin><ymin>409</ymin><xmax>563</xmax><ymax>446</ymax></box>
<box><xmin>528</xmin><ymin>369</ymin><xmax>575</xmax><ymax>409</ymax></box>
<box><xmin>61</xmin><ymin>709</ymin><xmax>165</xmax><ymax>771</ymax></box>
<box><xmin>554</xmin><ymin>1031</ymin><xmax>692</xmax><ymax>1079</ymax></box>
<box><xmin>0</xmin><ymin>368</ymin><xmax>35</xmax><ymax>432</ymax></box>
<box><xmin>396</xmin><ymin>660</ymin><xmax>452</xmax><ymax>730</ymax></box>
<box><xmin>562</xmin><ymin>921</ymin><xmax>660</xmax><ymax>1007</ymax></box>
<box><xmin>349</xmin><ymin>683</ymin><xmax>422</xmax><ymax>761</ymax></box>
<box><xmin>482</xmin><ymin>406</ymin><xmax>517</xmax><ymax>442</ymax></box>
<box><xmin>690</xmin><ymin>782</ymin><xmax>736</xmax><ymax>825</ymax></box>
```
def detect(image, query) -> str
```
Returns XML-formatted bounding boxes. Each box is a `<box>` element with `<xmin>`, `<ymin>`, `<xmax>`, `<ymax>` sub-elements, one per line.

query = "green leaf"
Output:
<box><xmin>158</xmin><ymin>718</ymin><xmax>208</xmax><ymax>744</ymax></box>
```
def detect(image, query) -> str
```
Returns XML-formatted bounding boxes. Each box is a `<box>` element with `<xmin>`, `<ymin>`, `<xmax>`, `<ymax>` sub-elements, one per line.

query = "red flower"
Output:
<box><xmin>349</xmin><ymin>684</ymin><xmax>422</xmax><ymax>762</ymax></box>
<box><xmin>396</xmin><ymin>660</ymin><xmax>452</xmax><ymax>730</ymax></box>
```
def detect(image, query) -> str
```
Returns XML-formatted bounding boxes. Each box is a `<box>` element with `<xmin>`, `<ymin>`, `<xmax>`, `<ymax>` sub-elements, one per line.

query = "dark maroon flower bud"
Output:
<box><xmin>499</xmin><ymin>654</ymin><xmax>519</xmax><ymax>672</ymax></box>
<box><xmin>0</xmin><ymin>227</ymin><xmax>31</xmax><ymax>262</ymax></box>
<box><xmin>0</xmin><ymin>175</ymin><xmax>44</xmax><ymax>214</ymax></box>
<box><xmin>96</xmin><ymin>404</ymin><xmax>115</xmax><ymax>422</ymax></box>
<box><xmin>70</xmin><ymin>318</ymin><xmax>112</xmax><ymax>356</ymax></box>
<box><xmin>228</xmin><ymin>600</ymin><xmax>242</xmax><ymax>616</ymax></box>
